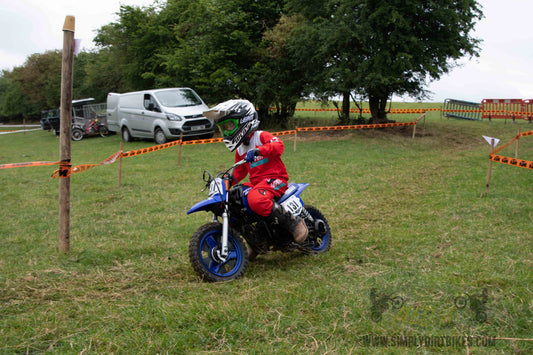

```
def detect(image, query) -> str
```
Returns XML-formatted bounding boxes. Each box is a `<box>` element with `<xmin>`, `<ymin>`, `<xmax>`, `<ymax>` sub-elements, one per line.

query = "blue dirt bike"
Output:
<box><xmin>187</xmin><ymin>160</ymin><xmax>332</xmax><ymax>282</ymax></box>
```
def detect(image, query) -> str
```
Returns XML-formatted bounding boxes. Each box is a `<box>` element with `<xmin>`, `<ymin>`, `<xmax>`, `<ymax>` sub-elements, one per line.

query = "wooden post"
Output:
<box><xmin>412</xmin><ymin>122</ymin><xmax>417</xmax><ymax>139</ymax></box>
<box><xmin>482</xmin><ymin>139</ymin><xmax>495</xmax><ymax>197</ymax></box>
<box><xmin>178</xmin><ymin>133</ymin><xmax>183</xmax><ymax>166</ymax></box>
<box><xmin>118</xmin><ymin>141</ymin><xmax>123</xmax><ymax>187</ymax></box>
<box><xmin>58</xmin><ymin>15</ymin><xmax>75</xmax><ymax>253</ymax></box>
<box><xmin>293</xmin><ymin>128</ymin><xmax>297</xmax><ymax>152</ymax></box>
<box><xmin>515</xmin><ymin>126</ymin><xmax>520</xmax><ymax>159</ymax></box>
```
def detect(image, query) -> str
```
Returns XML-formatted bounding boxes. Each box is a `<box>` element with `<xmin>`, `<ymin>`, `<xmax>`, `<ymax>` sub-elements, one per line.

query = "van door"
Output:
<box><xmin>138</xmin><ymin>93</ymin><xmax>161</xmax><ymax>136</ymax></box>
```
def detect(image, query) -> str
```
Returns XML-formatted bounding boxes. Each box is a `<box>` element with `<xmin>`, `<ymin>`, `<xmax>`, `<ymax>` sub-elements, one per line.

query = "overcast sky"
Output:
<box><xmin>1</xmin><ymin>0</ymin><xmax>532</xmax><ymax>103</ymax></box>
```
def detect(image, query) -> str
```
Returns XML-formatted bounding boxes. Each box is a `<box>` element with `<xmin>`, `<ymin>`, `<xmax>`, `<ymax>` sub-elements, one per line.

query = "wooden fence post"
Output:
<box><xmin>178</xmin><ymin>133</ymin><xmax>183</xmax><ymax>166</ymax></box>
<box><xmin>482</xmin><ymin>139</ymin><xmax>495</xmax><ymax>197</ymax></box>
<box><xmin>515</xmin><ymin>126</ymin><xmax>520</xmax><ymax>159</ymax></box>
<box><xmin>293</xmin><ymin>128</ymin><xmax>298</xmax><ymax>152</ymax></box>
<box><xmin>58</xmin><ymin>15</ymin><xmax>75</xmax><ymax>253</ymax></box>
<box><xmin>118</xmin><ymin>141</ymin><xmax>123</xmax><ymax>187</ymax></box>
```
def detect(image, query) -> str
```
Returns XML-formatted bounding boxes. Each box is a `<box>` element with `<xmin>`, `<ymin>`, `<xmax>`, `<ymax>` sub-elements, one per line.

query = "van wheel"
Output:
<box><xmin>122</xmin><ymin>127</ymin><xmax>132</xmax><ymax>142</ymax></box>
<box><xmin>154</xmin><ymin>127</ymin><xmax>167</xmax><ymax>145</ymax></box>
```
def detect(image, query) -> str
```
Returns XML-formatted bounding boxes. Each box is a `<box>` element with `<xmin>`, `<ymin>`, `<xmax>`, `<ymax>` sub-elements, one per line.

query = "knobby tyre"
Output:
<box><xmin>188</xmin><ymin>222</ymin><xmax>248</xmax><ymax>282</ymax></box>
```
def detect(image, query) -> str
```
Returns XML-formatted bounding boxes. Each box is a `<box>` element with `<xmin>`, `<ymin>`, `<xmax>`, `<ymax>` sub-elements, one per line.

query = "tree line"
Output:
<box><xmin>0</xmin><ymin>0</ymin><xmax>482</xmax><ymax>126</ymax></box>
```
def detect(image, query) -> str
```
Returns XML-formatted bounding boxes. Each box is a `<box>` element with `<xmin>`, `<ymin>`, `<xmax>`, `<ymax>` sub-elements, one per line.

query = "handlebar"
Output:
<box><xmin>202</xmin><ymin>159</ymin><xmax>246</xmax><ymax>191</ymax></box>
<box><xmin>233</xmin><ymin>159</ymin><xmax>246</xmax><ymax>168</ymax></box>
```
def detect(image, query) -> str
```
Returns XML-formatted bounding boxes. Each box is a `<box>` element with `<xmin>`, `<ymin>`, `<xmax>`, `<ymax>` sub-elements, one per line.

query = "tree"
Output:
<box><xmin>92</xmin><ymin>0</ymin><xmax>304</xmax><ymax>125</ymax></box>
<box><xmin>0</xmin><ymin>51</ymin><xmax>63</xmax><ymax>121</ymax></box>
<box><xmin>0</xmin><ymin>72</ymin><xmax>31</xmax><ymax>121</ymax></box>
<box><xmin>94</xmin><ymin>3</ymin><xmax>169</xmax><ymax>93</ymax></box>
<box><xmin>287</xmin><ymin>0</ymin><xmax>483</xmax><ymax>123</ymax></box>
<box><xmin>13</xmin><ymin>51</ymin><xmax>62</xmax><ymax>110</ymax></box>
<box><xmin>157</xmin><ymin>0</ymin><xmax>288</xmax><ymax>120</ymax></box>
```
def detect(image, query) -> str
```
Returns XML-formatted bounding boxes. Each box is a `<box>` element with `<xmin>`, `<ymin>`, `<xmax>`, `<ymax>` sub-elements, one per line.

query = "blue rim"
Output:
<box><xmin>199</xmin><ymin>229</ymin><xmax>243</xmax><ymax>278</ymax></box>
<box><xmin>308</xmin><ymin>209</ymin><xmax>330</xmax><ymax>251</ymax></box>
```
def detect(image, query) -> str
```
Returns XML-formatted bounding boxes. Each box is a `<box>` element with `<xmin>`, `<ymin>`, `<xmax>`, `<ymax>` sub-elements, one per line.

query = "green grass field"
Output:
<box><xmin>1</xmin><ymin>106</ymin><xmax>532</xmax><ymax>354</ymax></box>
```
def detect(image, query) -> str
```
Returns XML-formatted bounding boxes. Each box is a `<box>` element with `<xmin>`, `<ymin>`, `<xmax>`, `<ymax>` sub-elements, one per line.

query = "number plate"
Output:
<box><xmin>191</xmin><ymin>125</ymin><xmax>205</xmax><ymax>131</ymax></box>
<box><xmin>281</xmin><ymin>195</ymin><xmax>303</xmax><ymax>216</ymax></box>
<box><xmin>208</xmin><ymin>178</ymin><xmax>224</xmax><ymax>198</ymax></box>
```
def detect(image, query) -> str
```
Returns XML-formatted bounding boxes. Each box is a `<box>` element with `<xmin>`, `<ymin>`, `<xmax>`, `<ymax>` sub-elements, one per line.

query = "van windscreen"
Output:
<box><xmin>155</xmin><ymin>89</ymin><xmax>202</xmax><ymax>107</ymax></box>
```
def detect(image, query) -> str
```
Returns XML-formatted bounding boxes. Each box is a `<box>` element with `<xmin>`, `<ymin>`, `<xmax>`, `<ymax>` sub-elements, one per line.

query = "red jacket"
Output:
<box><xmin>233</xmin><ymin>130</ymin><xmax>288</xmax><ymax>185</ymax></box>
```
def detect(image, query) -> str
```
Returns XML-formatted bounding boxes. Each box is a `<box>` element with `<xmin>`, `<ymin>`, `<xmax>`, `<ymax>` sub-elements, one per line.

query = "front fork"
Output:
<box><xmin>210</xmin><ymin>210</ymin><xmax>231</xmax><ymax>261</ymax></box>
<box><xmin>218</xmin><ymin>211</ymin><xmax>230</xmax><ymax>259</ymax></box>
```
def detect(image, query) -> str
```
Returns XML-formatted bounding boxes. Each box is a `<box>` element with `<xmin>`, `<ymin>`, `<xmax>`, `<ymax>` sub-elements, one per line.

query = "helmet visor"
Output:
<box><xmin>217</xmin><ymin>118</ymin><xmax>239</xmax><ymax>137</ymax></box>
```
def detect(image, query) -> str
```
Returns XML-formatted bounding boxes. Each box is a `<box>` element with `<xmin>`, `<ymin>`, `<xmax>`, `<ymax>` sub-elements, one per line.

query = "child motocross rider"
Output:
<box><xmin>204</xmin><ymin>99</ymin><xmax>308</xmax><ymax>245</ymax></box>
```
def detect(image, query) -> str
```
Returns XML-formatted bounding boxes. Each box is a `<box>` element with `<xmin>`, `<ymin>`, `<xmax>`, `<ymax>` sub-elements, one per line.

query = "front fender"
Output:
<box><xmin>187</xmin><ymin>195</ymin><xmax>223</xmax><ymax>214</ymax></box>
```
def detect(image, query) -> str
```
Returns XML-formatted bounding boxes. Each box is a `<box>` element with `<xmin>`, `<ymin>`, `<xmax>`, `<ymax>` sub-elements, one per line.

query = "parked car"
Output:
<box><xmin>106</xmin><ymin>88</ymin><xmax>214</xmax><ymax>144</ymax></box>
<box><xmin>40</xmin><ymin>98</ymin><xmax>95</xmax><ymax>135</ymax></box>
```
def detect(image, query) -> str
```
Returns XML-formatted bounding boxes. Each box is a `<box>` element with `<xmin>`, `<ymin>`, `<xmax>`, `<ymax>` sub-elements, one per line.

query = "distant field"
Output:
<box><xmin>0</xmin><ymin>108</ymin><xmax>532</xmax><ymax>354</ymax></box>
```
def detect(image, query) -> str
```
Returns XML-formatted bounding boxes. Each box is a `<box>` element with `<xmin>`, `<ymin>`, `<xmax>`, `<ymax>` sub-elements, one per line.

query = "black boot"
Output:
<box><xmin>266</xmin><ymin>202</ymin><xmax>308</xmax><ymax>244</ymax></box>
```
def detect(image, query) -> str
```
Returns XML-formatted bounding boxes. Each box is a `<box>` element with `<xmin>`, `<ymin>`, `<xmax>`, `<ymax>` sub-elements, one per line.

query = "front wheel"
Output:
<box><xmin>154</xmin><ymin>127</ymin><xmax>167</xmax><ymax>145</ymax></box>
<box><xmin>188</xmin><ymin>223</ymin><xmax>248</xmax><ymax>282</ymax></box>
<box><xmin>303</xmin><ymin>205</ymin><xmax>332</xmax><ymax>253</ymax></box>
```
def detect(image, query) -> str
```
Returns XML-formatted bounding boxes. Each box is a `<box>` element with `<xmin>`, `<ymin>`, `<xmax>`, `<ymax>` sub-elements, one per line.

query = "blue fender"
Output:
<box><xmin>187</xmin><ymin>195</ymin><xmax>223</xmax><ymax>214</ymax></box>
<box><xmin>277</xmin><ymin>183</ymin><xmax>309</xmax><ymax>204</ymax></box>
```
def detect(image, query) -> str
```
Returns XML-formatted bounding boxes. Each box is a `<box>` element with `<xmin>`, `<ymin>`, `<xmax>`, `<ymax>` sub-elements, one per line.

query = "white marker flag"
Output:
<box><xmin>482</xmin><ymin>135</ymin><xmax>500</xmax><ymax>147</ymax></box>
<box><xmin>74</xmin><ymin>39</ymin><xmax>82</xmax><ymax>56</ymax></box>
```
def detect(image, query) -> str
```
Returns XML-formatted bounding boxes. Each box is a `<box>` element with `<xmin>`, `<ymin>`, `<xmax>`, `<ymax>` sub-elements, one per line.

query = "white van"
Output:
<box><xmin>106</xmin><ymin>88</ymin><xmax>214</xmax><ymax>144</ymax></box>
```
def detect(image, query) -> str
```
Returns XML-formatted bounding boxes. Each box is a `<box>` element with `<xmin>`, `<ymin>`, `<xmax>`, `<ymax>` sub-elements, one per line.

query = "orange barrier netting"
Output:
<box><xmin>489</xmin><ymin>130</ymin><xmax>533</xmax><ymax>170</ymax></box>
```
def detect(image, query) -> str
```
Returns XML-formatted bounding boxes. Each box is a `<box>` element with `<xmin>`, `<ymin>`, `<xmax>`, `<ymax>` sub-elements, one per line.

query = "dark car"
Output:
<box><xmin>40</xmin><ymin>108</ymin><xmax>60</xmax><ymax>133</ymax></box>
<box><xmin>40</xmin><ymin>98</ymin><xmax>95</xmax><ymax>135</ymax></box>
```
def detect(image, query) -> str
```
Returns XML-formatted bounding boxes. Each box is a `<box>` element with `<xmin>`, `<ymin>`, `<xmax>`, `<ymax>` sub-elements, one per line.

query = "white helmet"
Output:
<box><xmin>204</xmin><ymin>99</ymin><xmax>260</xmax><ymax>152</ymax></box>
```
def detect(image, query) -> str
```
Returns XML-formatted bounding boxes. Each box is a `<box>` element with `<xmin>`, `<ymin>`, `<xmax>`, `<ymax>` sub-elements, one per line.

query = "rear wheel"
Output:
<box><xmin>303</xmin><ymin>205</ymin><xmax>332</xmax><ymax>253</ymax></box>
<box><xmin>121</xmin><ymin>127</ymin><xmax>131</xmax><ymax>142</ymax></box>
<box><xmin>189</xmin><ymin>223</ymin><xmax>248</xmax><ymax>282</ymax></box>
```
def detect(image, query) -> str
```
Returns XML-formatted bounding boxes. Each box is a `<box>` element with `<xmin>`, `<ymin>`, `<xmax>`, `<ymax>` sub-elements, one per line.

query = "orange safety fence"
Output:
<box><xmin>0</xmin><ymin>118</ymin><xmax>423</xmax><ymax>177</ymax></box>
<box><xmin>291</xmin><ymin>108</ymin><xmax>431</xmax><ymax>114</ymax></box>
<box><xmin>0</xmin><ymin>161</ymin><xmax>61</xmax><ymax>169</ymax></box>
<box><xmin>2</xmin><ymin>113</ymin><xmax>530</xmax><ymax>176</ymax></box>
<box><xmin>481</xmin><ymin>99</ymin><xmax>533</xmax><ymax>120</ymax></box>
<box><xmin>490</xmin><ymin>130</ymin><xmax>533</xmax><ymax>170</ymax></box>
<box><xmin>490</xmin><ymin>155</ymin><xmax>533</xmax><ymax>170</ymax></box>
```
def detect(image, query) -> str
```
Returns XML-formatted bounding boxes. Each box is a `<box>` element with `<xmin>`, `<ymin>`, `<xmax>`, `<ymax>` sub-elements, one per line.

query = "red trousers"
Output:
<box><xmin>245</xmin><ymin>178</ymin><xmax>288</xmax><ymax>216</ymax></box>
